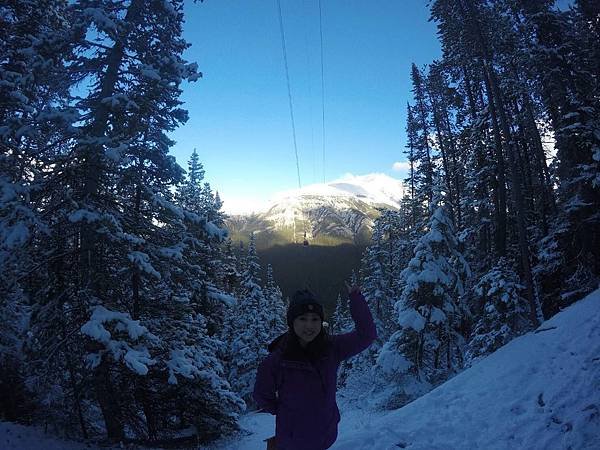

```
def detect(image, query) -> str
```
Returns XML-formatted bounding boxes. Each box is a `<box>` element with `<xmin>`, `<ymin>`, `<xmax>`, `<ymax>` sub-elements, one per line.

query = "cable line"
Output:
<box><xmin>277</xmin><ymin>0</ymin><xmax>327</xmax><ymax>246</ymax></box>
<box><xmin>318</xmin><ymin>0</ymin><xmax>326</xmax><ymax>183</ymax></box>
<box><xmin>276</xmin><ymin>0</ymin><xmax>302</xmax><ymax>190</ymax></box>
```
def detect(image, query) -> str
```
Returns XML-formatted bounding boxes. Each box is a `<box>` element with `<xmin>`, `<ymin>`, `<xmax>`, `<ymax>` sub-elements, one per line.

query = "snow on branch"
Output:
<box><xmin>207</xmin><ymin>287</ymin><xmax>237</xmax><ymax>307</ymax></box>
<box><xmin>166</xmin><ymin>342</ymin><xmax>225</xmax><ymax>387</ymax></box>
<box><xmin>81</xmin><ymin>306</ymin><xmax>157</xmax><ymax>375</ymax></box>
<box><xmin>68</xmin><ymin>209</ymin><xmax>101</xmax><ymax>223</ymax></box>
<box><xmin>206</xmin><ymin>220</ymin><xmax>227</xmax><ymax>240</ymax></box>
<box><xmin>83</xmin><ymin>8</ymin><xmax>117</xmax><ymax>34</ymax></box>
<box><xmin>377</xmin><ymin>333</ymin><xmax>414</xmax><ymax>374</ymax></box>
<box><xmin>128</xmin><ymin>251</ymin><xmax>161</xmax><ymax>279</ymax></box>
<box><xmin>151</xmin><ymin>191</ymin><xmax>184</xmax><ymax>219</ymax></box>
<box><xmin>397</xmin><ymin>308</ymin><xmax>426</xmax><ymax>332</ymax></box>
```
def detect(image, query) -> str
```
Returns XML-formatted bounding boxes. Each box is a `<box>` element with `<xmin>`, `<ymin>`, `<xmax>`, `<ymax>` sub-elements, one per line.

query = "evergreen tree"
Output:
<box><xmin>380</xmin><ymin>189</ymin><xmax>470</xmax><ymax>386</ymax></box>
<box><xmin>360</xmin><ymin>210</ymin><xmax>402</xmax><ymax>344</ymax></box>
<box><xmin>225</xmin><ymin>234</ymin><xmax>268</xmax><ymax>403</ymax></box>
<box><xmin>331</xmin><ymin>293</ymin><xmax>352</xmax><ymax>334</ymax></box>
<box><xmin>177</xmin><ymin>148</ymin><xmax>205</xmax><ymax>213</ymax></box>
<box><xmin>520</xmin><ymin>1</ymin><xmax>600</xmax><ymax>314</ymax></box>
<box><xmin>0</xmin><ymin>0</ymin><xmax>83</xmax><ymax>431</ymax></box>
<box><xmin>217</xmin><ymin>238</ymin><xmax>241</xmax><ymax>294</ymax></box>
<box><xmin>0</xmin><ymin>0</ymin><xmax>244</xmax><ymax>442</ymax></box>
<box><xmin>410</xmin><ymin>64</ymin><xmax>435</xmax><ymax>206</ymax></box>
<box><xmin>466</xmin><ymin>258</ymin><xmax>531</xmax><ymax>364</ymax></box>
<box><xmin>264</xmin><ymin>264</ymin><xmax>287</xmax><ymax>338</ymax></box>
<box><xmin>404</xmin><ymin>103</ymin><xmax>425</xmax><ymax>229</ymax></box>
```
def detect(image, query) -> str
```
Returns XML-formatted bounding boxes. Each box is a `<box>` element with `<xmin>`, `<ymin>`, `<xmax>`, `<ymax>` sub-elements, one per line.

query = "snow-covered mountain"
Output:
<box><xmin>227</xmin><ymin>173</ymin><xmax>405</xmax><ymax>247</ymax></box>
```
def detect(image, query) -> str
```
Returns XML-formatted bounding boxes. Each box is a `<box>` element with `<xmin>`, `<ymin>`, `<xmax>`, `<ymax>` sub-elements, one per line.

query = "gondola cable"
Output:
<box><xmin>276</xmin><ymin>0</ymin><xmax>301</xmax><ymax>192</ymax></box>
<box><xmin>318</xmin><ymin>0</ymin><xmax>325</xmax><ymax>184</ymax></box>
<box><xmin>276</xmin><ymin>0</ymin><xmax>310</xmax><ymax>246</ymax></box>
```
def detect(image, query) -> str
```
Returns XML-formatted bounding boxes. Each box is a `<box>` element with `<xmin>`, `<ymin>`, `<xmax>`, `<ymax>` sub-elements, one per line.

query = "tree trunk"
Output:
<box><xmin>428</xmin><ymin>85</ymin><xmax>456</xmax><ymax>225</ymax></box>
<box><xmin>443</xmin><ymin>110</ymin><xmax>462</xmax><ymax>229</ymax></box>
<box><xmin>132</xmin><ymin>181</ymin><xmax>142</xmax><ymax>319</ymax></box>
<box><xmin>522</xmin><ymin>93</ymin><xmax>556</xmax><ymax>223</ymax></box>
<box><xmin>460</xmin><ymin>0</ymin><xmax>540</xmax><ymax>325</ymax></box>
<box><xmin>481</xmin><ymin>64</ymin><xmax>508</xmax><ymax>257</ymax></box>
<box><xmin>484</xmin><ymin>60</ymin><xmax>540</xmax><ymax>325</ymax></box>
<box><xmin>461</xmin><ymin>65</ymin><xmax>479</xmax><ymax>123</ymax></box>
<box><xmin>95</xmin><ymin>362</ymin><xmax>124</xmax><ymax>442</ymax></box>
<box><xmin>77</xmin><ymin>0</ymin><xmax>144</xmax><ymax>440</ymax></box>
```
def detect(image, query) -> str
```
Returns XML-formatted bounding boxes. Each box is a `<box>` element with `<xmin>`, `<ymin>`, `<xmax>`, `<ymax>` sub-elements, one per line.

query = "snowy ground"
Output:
<box><xmin>206</xmin><ymin>287</ymin><xmax>600</xmax><ymax>450</ymax></box>
<box><xmin>2</xmin><ymin>288</ymin><xmax>599</xmax><ymax>450</ymax></box>
<box><xmin>0</xmin><ymin>421</ymin><xmax>102</xmax><ymax>450</ymax></box>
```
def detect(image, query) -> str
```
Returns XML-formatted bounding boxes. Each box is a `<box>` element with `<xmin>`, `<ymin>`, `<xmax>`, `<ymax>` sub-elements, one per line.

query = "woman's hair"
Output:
<box><xmin>280</xmin><ymin>326</ymin><xmax>330</xmax><ymax>362</ymax></box>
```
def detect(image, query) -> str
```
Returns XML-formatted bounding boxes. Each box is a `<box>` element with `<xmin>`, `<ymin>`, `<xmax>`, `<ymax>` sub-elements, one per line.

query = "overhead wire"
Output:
<box><xmin>277</xmin><ymin>0</ymin><xmax>326</xmax><ymax>246</ymax></box>
<box><xmin>276</xmin><ymin>0</ymin><xmax>302</xmax><ymax>190</ymax></box>
<box><xmin>318</xmin><ymin>0</ymin><xmax>325</xmax><ymax>184</ymax></box>
<box><xmin>301</xmin><ymin>0</ymin><xmax>316</xmax><ymax>184</ymax></box>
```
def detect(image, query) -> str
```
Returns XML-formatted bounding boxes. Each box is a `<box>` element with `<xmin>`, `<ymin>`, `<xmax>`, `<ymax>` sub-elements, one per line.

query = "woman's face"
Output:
<box><xmin>293</xmin><ymin>312</ymin><xmax>322</xmax><ymax>346</ymax></box>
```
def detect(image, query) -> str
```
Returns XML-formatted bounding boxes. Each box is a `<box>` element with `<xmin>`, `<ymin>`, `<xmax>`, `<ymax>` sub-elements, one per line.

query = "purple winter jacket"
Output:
<box><xmin>253</xmin><ymin>291</ymin><xmax>377</xmax><ymax>450</ymax></box>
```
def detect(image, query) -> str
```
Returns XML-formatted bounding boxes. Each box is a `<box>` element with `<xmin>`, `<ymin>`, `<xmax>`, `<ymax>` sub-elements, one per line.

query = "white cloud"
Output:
<box><xmin>221</xmin><ymin>172</ymin><xmax>406</xmax><ymax>215</ymax></box>
<box><xmin>392</xmin><ymin>161</ymin><xmax>410</xmax><ymax>172</ymax></box>
<box><xmin>220</xmin><ymin>195</ymin><xmax>270</xmax><ymax>216</ymax></box>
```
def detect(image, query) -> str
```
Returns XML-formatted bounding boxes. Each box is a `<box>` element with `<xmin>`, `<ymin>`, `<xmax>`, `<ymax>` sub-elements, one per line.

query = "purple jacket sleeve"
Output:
<box><xmin>253</xmin><ymin>353</ymin><xmax>278</xmax><ymax>415</ymax></box>
<box><xmin>333</xmin><ymin>290</ymin><xmax>377</xmax><ymax>362</ymax></box>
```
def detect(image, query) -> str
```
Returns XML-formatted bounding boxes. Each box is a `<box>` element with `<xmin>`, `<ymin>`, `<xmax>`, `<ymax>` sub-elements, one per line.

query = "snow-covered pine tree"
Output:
<box><xmin>430</xmin><ymin>0</ymin><xmax>511</xmax><ymax>261</ymax></box>
<box><xmin>404</xmin><ymin>103</ymin><xmax>426</xmax><ymax>230</ymax></box>
<box><xmin>177</xmin><ymin>149</ymin><xmax>205</xmax><ymax>209</ymax></box>
<box><xmin>10</xmin><ymin>0</ymin><xmax>243</xmax><ymax>442</ymax></box>
<box><xmin>521</xmin><ymin>2</ymin><xmax>600</xmax><ymax>314</ymax></box>
<box><xmin>410</xmin><ymin>63</ymin><xmax>435</xmax><ymax>207</ymax></box>
<box><xmin>264</xmin><ymin>264</ymin><xmax>287</xmax><ymax>339</ymax></box>
<box><xmin>0</xmin><ymin>0</ymin><xmax>86</xmax><ymax>429</ymax></box>
<box><xmin>360</xmin><ymin>218</ymin><xmax>391</xmax><ymax>344</ymax></box>
<box><xmin>217</xmin><ymin>237</ymin><xmax>241</xmax><ymax>294</ymax></box>
<box><xmin>175</xmin><ymin>149</ymin><xmax>230</xmax><ymax>336</ymax></box>
<box><xmin>466</xmin><ymin>258</ymin><xmax>531</xmax><ymax>365</ymax></box>
<box><xmin>426</xmin><ymin>61</ymin><xmax>462</xmax><ymax>228</ymax></box>
<box><xmin>225</xmin><ymin>233</ymin><xmax>269</xmax><ymax>403</ymax></box>
<box><xmin>331</xmin><ymin>291</ymin><xmax>355</xmax><ymax>389</ymax></box>
<box><xmin>331</xmin><ymin>293</ymin><xmax>352</xmax><ymax>335</ymax></box>
<box><xmin>156</xmin><ymin>149</ymin><xmax>244</xmax><ymax>439</ymax></box>
<box><xmin>360</xmin><ymin>209</ymin><xmax>406</xmax><ymax>345</ymax></box>
<box><xmin>379</xmin><ymin>187</ymin><xmax>470</xmax><ymax>387</ymax></box>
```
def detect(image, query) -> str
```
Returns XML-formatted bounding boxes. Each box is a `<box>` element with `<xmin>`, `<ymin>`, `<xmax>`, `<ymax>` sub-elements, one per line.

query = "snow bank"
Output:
<box><xmin>332</xmin><ymin>288</ymin><xmax>600</xmax><ymax>450</ymax></box>
<box><xmin>211</xmin><ymin>288</ymin><xmax>600</xmax><ymax>450</ymax></box>
<box><xmin>0</xmin><ymin>422</ymin><xmax>101</xmax><ymax>450</ymax></box>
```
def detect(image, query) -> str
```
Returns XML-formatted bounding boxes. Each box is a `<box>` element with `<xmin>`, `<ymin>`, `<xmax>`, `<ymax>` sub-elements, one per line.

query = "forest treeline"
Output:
<box><xmin>0</xmin><ymin>0</ymin><xmax>598</xmax><ymax>446</ymax></box>
<box><xmin>333</xmin><ymin>0</ymin><xmax>599</xmax><ymax>405</ymax></box>
<box><xmin>0</xmin><ymin>0</ymin><xmax>288</xmax><ymax>445</ymax></box>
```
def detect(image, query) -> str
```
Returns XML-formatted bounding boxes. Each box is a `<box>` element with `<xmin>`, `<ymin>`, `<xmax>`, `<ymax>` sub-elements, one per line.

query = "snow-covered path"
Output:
<box><xmin>207</xmin><ymin>412</ymin><xmax>275</xmax><ymax>449</ymax></box>
<box><xmin>206</xmin><ymin>404</ymin><xmax>376</xmax><ymax>450</ymax></box>
<box><xmin>2</xmin><ymin>289</ymin><xmax>599</xmax><ymax>450</ymax></box>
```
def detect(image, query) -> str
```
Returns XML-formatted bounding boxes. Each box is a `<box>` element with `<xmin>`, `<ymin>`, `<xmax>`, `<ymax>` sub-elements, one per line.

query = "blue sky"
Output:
<box><xmin>169</xmin><ymin>0</ymin><xmax>441</xmax><ymax>213</ymax></box>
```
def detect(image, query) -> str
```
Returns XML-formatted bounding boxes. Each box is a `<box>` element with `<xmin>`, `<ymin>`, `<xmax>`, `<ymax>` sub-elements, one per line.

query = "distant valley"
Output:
<box><xmin>224</xmin><ymin>173</ymin><xmax>405</xmax><ymax>309</ymax></box>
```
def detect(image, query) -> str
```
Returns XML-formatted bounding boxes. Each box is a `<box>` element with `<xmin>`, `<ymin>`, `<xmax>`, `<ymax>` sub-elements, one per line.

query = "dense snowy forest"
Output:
<box><xmin>1</xmin><ymin>0</ymin><xmax>599</xmax><ymax>447</ymax></box>
<box><xmin>0</xmin><ymin>0</ymin><xmax>288</xmax><ymax>444</ymax></box>
<box><xmin>342</xmin><ymin>0</ymin><xmax>600</xmax><ymax>409</ymax></box>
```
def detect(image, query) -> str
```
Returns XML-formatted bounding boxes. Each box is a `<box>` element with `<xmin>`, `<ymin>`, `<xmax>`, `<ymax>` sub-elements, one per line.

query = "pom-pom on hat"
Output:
<box><xmin>287</xmin><ymin>289</ymin><xmax>324</xmax><ymax>327</ymax></box>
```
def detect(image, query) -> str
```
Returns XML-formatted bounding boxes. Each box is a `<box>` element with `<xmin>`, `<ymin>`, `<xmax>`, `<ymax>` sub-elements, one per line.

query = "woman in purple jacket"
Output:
<box><xmin>253</xmin><ymin>285</ymin><xmax>377</xmax><ymax>450</ymax></box>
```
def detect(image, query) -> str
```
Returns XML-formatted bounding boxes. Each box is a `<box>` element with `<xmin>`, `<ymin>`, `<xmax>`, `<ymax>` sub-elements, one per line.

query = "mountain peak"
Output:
<box><xmin>272</xmin><ymin>173</ymin><xmax>405</xmax><ymax>210</ymax></box>
<box><xmin>226</xmin><ymin>173</ymin><xmax>404</xmax><ymax>248</ymax></box>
